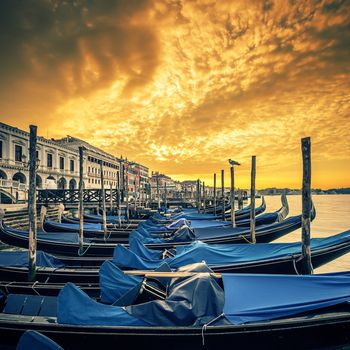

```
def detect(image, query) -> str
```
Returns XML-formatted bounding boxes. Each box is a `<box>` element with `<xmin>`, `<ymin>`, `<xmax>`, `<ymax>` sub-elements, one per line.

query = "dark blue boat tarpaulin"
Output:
<box><xmin>11</xmin><ymin>229</ymin><xmax>91</xmax><ymax>244</ymax></box>
<box><xmin>45</xmin><ymin>220</ymin><xmax>102</xmax><ymax>232</ymax></box>
<box><xmin>188</xmin><ymin>220</ymin><xmax>231</xmax><ymax>229</ymax></box>
<box><xmin>0</xmin><ymin>250</ymin><xmax>65</xmax><ymax>268</ymax></box>
<box><xmin>113</xmin><ymin>244</ymin><xmax>162</xmax><ymax>270</ymax></box>
<box><xmin>16</xmin><ymin>330</ymin><xmax>64</xmax><ymax>350</ymax></box>
<box><xmin>129</xmin><ymin>226</ymin><xmax>196</xmax><ymax>244</ymax></box>
<box><xmin>126</xmin><ymin>272</ymin><xmax>224</xmax><ymax>326</ymax></box>
<box><xmin>115</xmin><ymin>230</ymin><xmax>350</xmax><ymax>270</ymax></box>
<box><xmin>129</xmin><ymin>237</ymin><xmax>162</xmax><ymax>260</ymax></box>
<box><xmin>222</xmin><ymin>273</ymin><xmax>350</xmax><ymax>324</ymax></box>
<box><xmin>84</xmin><ymin>213</ymin><xmax>124</xmax><ymax>223</ymax></box>
<box><xmin>132</xmin><ymin>211</ymin><xmax>310</xmax><ymax>245</ymax></box>
<box><xmin>99</xmin><ymin>261</ymin><xmax>143</xmax><ymax>304</ymax></box>
<box><xmin>165</xmin><ymin>218</ymin><xmax>189</xmax><ymax>229</ymax></box>
<box><xmin>57</xmin><ymin>283</ymin><xmax>148</xmax><ymax>326</ymax></box>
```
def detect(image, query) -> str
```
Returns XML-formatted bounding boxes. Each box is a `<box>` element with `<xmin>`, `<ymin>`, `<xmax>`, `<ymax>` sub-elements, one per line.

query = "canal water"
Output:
<box><xmin>265</xmin><ymin>194</ymin><xmax>350</xmax><ymax>273</ymax></box>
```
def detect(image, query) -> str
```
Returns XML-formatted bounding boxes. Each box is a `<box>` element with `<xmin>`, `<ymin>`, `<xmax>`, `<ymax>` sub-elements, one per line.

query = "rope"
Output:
<box><xmin>292</xmin><ymin>258</ymin><xmax>300</xmax><ymax>275</ymax></box>
<box><xmin>31</xmin><ymin>281</ymin><xmax>40</xmax><ymax>296</ymax></box>
<box><xmin>4</xmin><ymin>281</ymin><xmax>15</xmax><ymax>294</ymax></box>
<box><xmin>104</xmin><ymin>230</ymin><xmax>112</xmax><ymax>242</ymax></box>
<box><xmin>162</xmin><ymin>249</ymin><xmax>175</xmax><ymax>259</ymax></box>
<box><xmin>292</xmin><ymin>255</ymin><xmax>314</xmax><ymax>275</ymax></box>
<box><xmin>201</xmin><ymin>313</ymin><xmax>224</xmax><ymax>346</ymax></box>
<box><xmin>78</xmin><ymin>242</ymin><xmax>93</xmax><ymax>257</ymax></box>
<box><xmin>239</xmin><ymin>235</ymin><xmax>254</xmax><ymax>244</ymax></box>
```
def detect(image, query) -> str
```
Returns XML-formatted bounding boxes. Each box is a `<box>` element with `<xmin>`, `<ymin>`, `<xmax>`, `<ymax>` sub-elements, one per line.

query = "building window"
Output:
<box><xmin>47</xmin><ymin>153</ymin><xmax>53</xmax><ymax>168</ymax></box>
<box><xmin>0</xmin><ymin>140</ymin><xmax>2</xmax><ymax>159</ymax></box>
<box><xmin>15</xmin><ymin>145</ymin><xmax>22</xmax><ymax>162</ymax></box>
<box><xmin>60</xmin><ymin>157</ymin><xmax>64</xmax><ymax>170</ymax></box>
<box><xmin>70</xmin><ymin>159</ymin><xmax>74</xmax><ymax>172</ymax></box>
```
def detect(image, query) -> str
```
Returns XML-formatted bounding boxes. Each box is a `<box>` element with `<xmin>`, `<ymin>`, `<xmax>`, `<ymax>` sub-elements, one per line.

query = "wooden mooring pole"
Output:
<box><xmin>117</xmin><ymin>171</ymin><xmax>122</xmax><ymax>227</ymax></box>
<box><xmin>156</xmin><ymin>173</ymin><xmax>160</xmax><ymax>211</ymax></box>
<box><xmin>202</xmin><ymin>181</ymin><xmax>206</xmax><ymax>213</ymax></box>
<box><xmin>125</xmin><ymin>171</ymin><xmax>130</xmax><ymax>222</ymax></box>
<box><xmin>28</xmin><ymin>125</ymin><xmax>37</xmax><ymax>282</ymax></box>
<box><xmin>213</xmin><ymin>173</ymin><xmax>217</xmax><ymax>216</ymax></box>
<box><xmin>301</xmin><ymin>137</ymin><xmax>313</xmax><ymax>274</ymax></box>
<box><xmin>230</xmin><ymin>166</ymin><xmax>235</xmax><ymax>227</ymax></box>
<box><xmin>109</xmin><ymin>182</ymin><xmax>113</xmax><ymax>213</ymax></box>
<box><xmin>238</xmin><ymin>189</ymin><xmax>243</xmax><ymax>210</ymax></box>
<box><xmin>221</xmin><ymin>170</ymin><xmax>225</xmax><ymax>221</ymax></box>
<box><xmin>196</xmin><ymin>179</ymin><xmax>200</xmax><ymax>213</ymax></box>
<box><xmin>250</xmin><ymin>156</ymin><xmax>256</xmax><ymax>243</ymax></box>
<box><xmin>164</xmin><ymin>181</ymin><xmax>167</xmax><ymax>213</ymax></box>
<box><xmin>229</xmin><ymin>159</ymin><xmax>241</xmax><ymax>227</ymax></box>
<box><xmin>78</xmin><ymin>147</ymin><xmax>84</xmax><ymax>254</ymax></box>
<box><xmin>100</xmin><ymin>161</ymin><xmax>107</xmax><ymax>240</ymax></box>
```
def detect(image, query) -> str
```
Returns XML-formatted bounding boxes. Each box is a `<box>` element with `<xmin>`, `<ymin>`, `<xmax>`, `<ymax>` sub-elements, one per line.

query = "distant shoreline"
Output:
<box><xmin>259</xmin><ymin>189</ymin><xmax>350</xmax><ymax>196</ymax></box>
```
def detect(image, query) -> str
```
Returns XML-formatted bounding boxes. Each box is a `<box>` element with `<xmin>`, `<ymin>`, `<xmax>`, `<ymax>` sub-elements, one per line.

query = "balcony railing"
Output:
<box><xmin>0</xmin><ymin>179</ymin><xmax>27</xmax><ymax>191</ymax></box>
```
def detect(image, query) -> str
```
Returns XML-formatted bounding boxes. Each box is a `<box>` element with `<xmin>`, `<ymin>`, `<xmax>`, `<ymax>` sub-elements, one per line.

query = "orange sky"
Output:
<box><xmin>1</xmin><ymin>0</ymin><xmax>349</xmax><ymax>189</ymax></box>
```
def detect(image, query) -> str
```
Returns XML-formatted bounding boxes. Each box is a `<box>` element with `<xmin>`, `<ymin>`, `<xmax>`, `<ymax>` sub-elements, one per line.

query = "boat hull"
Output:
<box><xmin>0</xmin><ymin>308</ymin><xmax>350</xmax><ymax>350</ymax></box>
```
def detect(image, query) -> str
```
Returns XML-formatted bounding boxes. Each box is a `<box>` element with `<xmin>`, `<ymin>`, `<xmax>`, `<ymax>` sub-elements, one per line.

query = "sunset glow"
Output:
<box><xmin>1</xmin><ymin>0</ymin><xmax>349</xmax><ymax>188</ymax></box>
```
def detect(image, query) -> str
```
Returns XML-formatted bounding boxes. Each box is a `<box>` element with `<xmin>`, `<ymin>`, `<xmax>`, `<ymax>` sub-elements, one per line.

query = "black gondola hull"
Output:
<box><xmin>0</xmin><ymin>308</ymin><xmax>350</xmax><ymax>350</ymax></box>
<box><xmin>1</xmin><ymin>240</ymin><xmax>350</xmax><ymax>284</ymax></box>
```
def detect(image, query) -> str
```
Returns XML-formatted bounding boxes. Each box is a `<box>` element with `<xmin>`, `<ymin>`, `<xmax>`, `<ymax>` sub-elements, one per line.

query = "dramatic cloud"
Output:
<box><xmin>1</xmin><ymin>0</ymin><xmax>350</xmax><ymax>188</ymax></box>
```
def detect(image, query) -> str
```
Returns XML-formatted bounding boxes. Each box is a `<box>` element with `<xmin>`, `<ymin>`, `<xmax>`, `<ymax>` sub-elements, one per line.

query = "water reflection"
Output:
<box><xmin>264</xmin><ymin>194</ymin><xmax>350</xmax><ymax>273</ymax></box>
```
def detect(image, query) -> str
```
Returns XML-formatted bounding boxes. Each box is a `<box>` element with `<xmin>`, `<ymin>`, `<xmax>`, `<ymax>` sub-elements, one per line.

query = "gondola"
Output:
<box><xmin>1</xmin><ymin>271</ymin><xmax>350</xmax><ymax>350</ymax></box>
<box><xmin>43</xmin><ymin>195</ymin><xmax>288</xmax><ymax>238</ymax></box>
<box><xmin>61</xmin><ymin>215</ymin><xmax>140</xmax><ymax>230</ymax></box>
<box><xmin>0</xmin><ymin>203</ymin><xmax>314</xmax><ymax>257</ymax></box>
<box><xmin>160</xmin><ymin>197</ymin><xmax>266</xmax><ymax>222</ymax></box>
<box><xmin>60</xmin><ymin>197</ymin><xmax>264</xmax><ymax>227</ymax></box>
<box><xmin>0</xmin><ymin>261</ymin><xmax>167</xmax><ymax>300</ymax></box>
<box><xmin>0</xmin><ymin>228</ymin><xmax>349</xmax><ymax>283</ymax></box>
<box><xmin>43</xmin><ymin>220</ymin><xmax>133</xmax><ymax>238</ymax></box>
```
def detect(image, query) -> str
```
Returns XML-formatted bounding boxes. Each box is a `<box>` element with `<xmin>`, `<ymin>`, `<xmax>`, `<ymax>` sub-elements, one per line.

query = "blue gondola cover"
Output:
<box><xmin>0</xmin><ymin>251</ymin><xmax>65</xmax><ymax>268</ymax></box>
<box><xmin>99</xmin><ymin>261</ymin><xmax>142</xmax><ymax>304</ymax></box>
<box><xmin>57</xmin><ymin>283</ymin><xmax>148</xmax><ymax>326</ymax></box>
<box><xmin>16</xmin><ymin>330</ymin><xmax>63</xmax><ymax>350</ymax></box>
<box><xmin>114</xmin><ymin>230</ymin><xmax>350</xmax><ymax>270</ymax></box>
<box><xmin>222</xmin><ymin>273</ymin><xmax>350</xmax><ymax>324</ymax></box>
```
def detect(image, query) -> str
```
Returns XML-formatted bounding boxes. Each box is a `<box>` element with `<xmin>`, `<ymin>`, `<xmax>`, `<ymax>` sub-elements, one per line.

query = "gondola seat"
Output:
<box><xmin>3</xmin><ymin>294</ymin><xmax>57</xmax><ymax>317</ymax></box>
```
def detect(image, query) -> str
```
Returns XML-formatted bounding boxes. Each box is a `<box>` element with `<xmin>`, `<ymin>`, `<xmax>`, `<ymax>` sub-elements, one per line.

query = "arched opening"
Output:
<box><xmin>57</xmin><ymin>177</ymin><xmax>67</xmax><ymax>189</ymax></box>
<box><xmin>12</xmin><ymin>172</ymin><xmax>26</xmax><ymax>184</ymax></box>
<box><xmin>0</xmin><ymin>169</ymin><xmax>7</xmax><ymax>180</ymax></box>
<box><xmin>46</xmin><ymin>176</ymin><xmax>56</xmax><ymax>189</ymax></box>
<box><xmin>36</xmin><ymin>174</ymin><xmax>43</xmax><ymax>189</ymax></box>
<box><xmin>69</xmin><ymin>178</ymin><xmax>77</xmax><ymax>190</ymax></box>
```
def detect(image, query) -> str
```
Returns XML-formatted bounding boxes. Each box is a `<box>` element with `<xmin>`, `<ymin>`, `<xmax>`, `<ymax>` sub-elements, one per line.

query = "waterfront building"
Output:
<box><xmin>0</xmin><ymin>123</ymin><xmax>81</xmax><ymax>201</ymax></box>
<box><xmin>54</xmin><ymin>136</ymin><xmax>120</xmax><ymax>190</ymax></box>
<box><xmin>0</xmin><ymin>122</ymin><xmax>149</xmax><ymax>202</ymax></box>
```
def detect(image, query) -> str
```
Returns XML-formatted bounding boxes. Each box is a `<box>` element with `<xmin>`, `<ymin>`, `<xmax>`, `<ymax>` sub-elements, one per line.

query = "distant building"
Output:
<box><xmin>150</xmin><ymin>172</ymin><xmax>178</xmax><ymax>200</ymax></box>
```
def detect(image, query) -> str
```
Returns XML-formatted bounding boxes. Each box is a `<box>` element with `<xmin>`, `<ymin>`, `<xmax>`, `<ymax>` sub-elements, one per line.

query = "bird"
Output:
<box><xmin>228</xmin><ymin>159</ymin><xmax>241</xmax><ymax>166</ymax></box>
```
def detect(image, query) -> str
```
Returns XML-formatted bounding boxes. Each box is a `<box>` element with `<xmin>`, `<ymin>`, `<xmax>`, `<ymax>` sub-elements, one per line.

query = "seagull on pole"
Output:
<box><xmin>228</xmin><ymin>159</ymin><xmax>241</xmax><ymax>166</ymax></box>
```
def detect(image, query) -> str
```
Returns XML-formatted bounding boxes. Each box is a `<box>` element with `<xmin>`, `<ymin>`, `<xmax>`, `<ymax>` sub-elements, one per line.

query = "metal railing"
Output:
<box><xmin>37</xmin><ymin>188</ymin><xmax>124</xmax><ymax>205</ymax></box>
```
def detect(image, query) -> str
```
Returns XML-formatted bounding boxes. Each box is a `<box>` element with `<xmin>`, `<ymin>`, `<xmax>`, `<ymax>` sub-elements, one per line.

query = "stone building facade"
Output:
<box><xmin>0</xmin><ymin>122</ymin><xmax>149</xmax><ymax>202</ymax></box>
